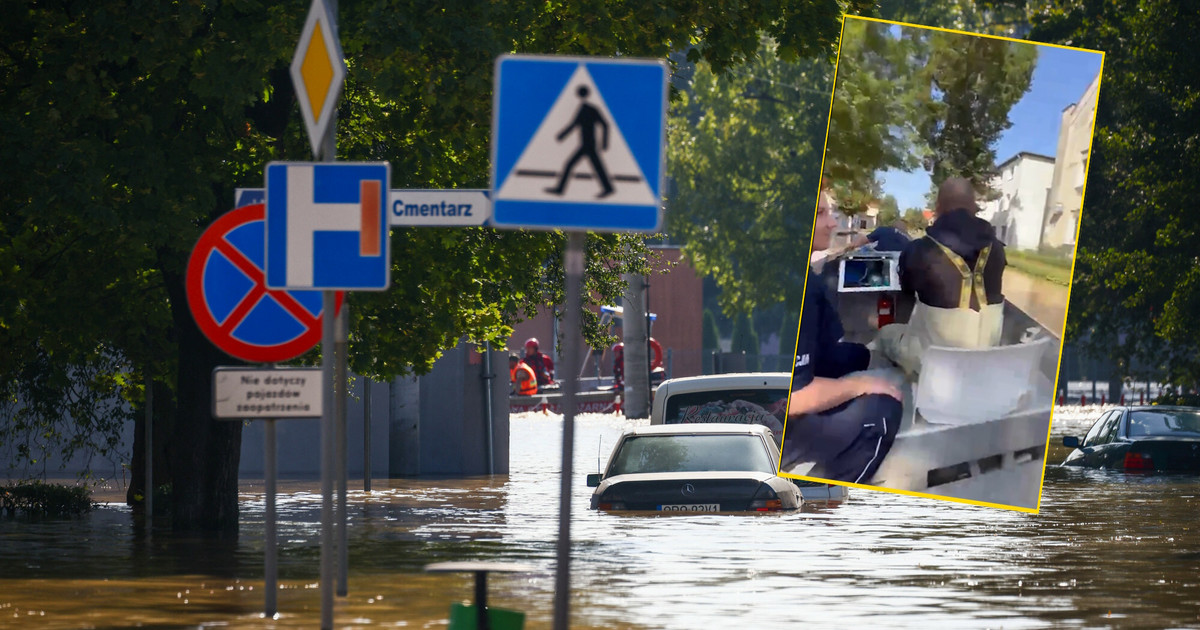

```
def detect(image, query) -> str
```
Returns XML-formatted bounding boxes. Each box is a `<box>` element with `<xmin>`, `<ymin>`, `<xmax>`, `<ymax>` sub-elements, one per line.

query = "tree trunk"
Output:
<box><xmin>163</xmin><ymin>266</ymin><xmax>243</xmax><ymax>533</ymax></box>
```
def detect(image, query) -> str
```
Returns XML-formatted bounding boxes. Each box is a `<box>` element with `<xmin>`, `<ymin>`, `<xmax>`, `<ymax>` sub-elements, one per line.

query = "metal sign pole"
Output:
<box><xmin>553</xmin><ymin>232</ymin><xmax>585</xmax><ymax>630</ymax></box>
<box><xmin>264</xmin><ymin>418</ymin><xmax>278</xmax><ymax>617</ymax></box>
<box><xmin>145</xmin><ymin>372</ymin><xmax>153</xmax><ymax>531</ymax></box>
<box><xmin>318</xmin><ymin>3</ymin><xmax>339</xmax><ymax>625</ymax></box>
<box><xmin>336</xmin><ymin>305</ymin><xmax>349</xmax><ymax>597</ymax></box>
<box><xmin>320</xmin><ymin>292</ymin><xmax>335</xmax><ymax>629</ymax></box>
<box><xmin>363</xmin><ymin>378</ymin><xmax>372</xmax><ymax>492</ymax></box>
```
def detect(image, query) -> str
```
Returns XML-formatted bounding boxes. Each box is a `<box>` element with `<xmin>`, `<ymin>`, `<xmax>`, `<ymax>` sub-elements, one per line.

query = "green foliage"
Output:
<box><xmin>1150</xmin><ymin>390</ymin><xmax>1200</xmax><ymax>407</ymax></box>
<box><xmin>902</xmin><ymin>208</ymin><xmax>929</xmax><ymax>230</ymax></box>
<box><xmin>1</xmin><ymin>481</ymin><xmax>94</xmax><ymax>518</ymax></box>
<box><xmin>669</xmin><ymin>10</ymin><xmax>1037</xmax><ymax>323</ymax></box>
<box><xmin>0</xmin><ymin>0</ymin><xmax>866</xmax><ymax>522</ymax></box>
<box><xmin>877</xmin><ymin>195</ymin><xmax>902</xmax><ymax>226</ymax></box>
<box><xmin>1030</xmin><ymin>1</ymin><xmax>1200</xmax><ymax>387</ymax></box>
<box><xmin>916</xmin><ymin>30</ymin><xmax>1038</xmax><ymax>193</ymax></box>
<box><xmin>731</xmin><ymin>312</ymin><xmax>760</xmax><ymax>371</ymax></box>
<box><xmin>667</xmin><ymin>37</ymin><xmax>830</xmax><ymax>316</ymax></box>
<box><xmin>1005</xmin><ymin>250</ymin><xmax>1073</xmax><ymax>286</ymax></box>
<box><xmin>779</xmin><ymin>313</ymin><xmax>800</xmax><ymax>366</ymax></box>
<box><xmin>826</xmin><ymin>18</ymin><xmax>1037</xmax><ymax>204</ymax></box>
<box><xmin>701</xmin><ymin>309</ymin><xmax>721</xmax><ymax>351</ymax></box>
<box><xmin>878</xmin><ymin>0</ymin><xmax>1036</xmax><ymax>38</ymax></box>
<box><xmin>824</xmin><ymin>19</ymin><xmax>931</xmax><ymax>212</ymax></box>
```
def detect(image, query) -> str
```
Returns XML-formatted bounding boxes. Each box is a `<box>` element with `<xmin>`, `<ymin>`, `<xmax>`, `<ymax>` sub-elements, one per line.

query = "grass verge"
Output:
<box><xmin>1006</xmin><ymin>250</ymin><xmax>1074</xmax><ymax>286</ymax></box>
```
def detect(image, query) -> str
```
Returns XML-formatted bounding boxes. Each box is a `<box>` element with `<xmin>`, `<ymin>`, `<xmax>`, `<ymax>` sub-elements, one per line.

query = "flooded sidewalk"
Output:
<box><xmin>4</xmin><ymin>411</ymin><xmax>1200</xmax><ymax>628</ymax></box>
<box><xmin>1003</xmin><ymin>267</ymin><xmax>1070</xmax><ymax>333</ymax></box>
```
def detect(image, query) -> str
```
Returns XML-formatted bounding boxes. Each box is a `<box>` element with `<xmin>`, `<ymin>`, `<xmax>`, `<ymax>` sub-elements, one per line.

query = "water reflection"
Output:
<box><xmin>1</xmin><ymin>408</ymin><xmax>1198</xmax><ymax>628</ymax></box>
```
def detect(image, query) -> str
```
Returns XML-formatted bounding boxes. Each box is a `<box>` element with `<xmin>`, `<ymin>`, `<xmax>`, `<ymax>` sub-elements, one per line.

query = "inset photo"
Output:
<box><xmin>779</xmin><ymin>16</ymin><xmax>1104</xmax><ymax>512</ymax></box>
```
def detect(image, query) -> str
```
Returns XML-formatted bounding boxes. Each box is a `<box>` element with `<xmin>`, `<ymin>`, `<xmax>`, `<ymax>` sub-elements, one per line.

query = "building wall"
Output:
<box><xmin>1043</xmin><ymin>72</ymin><xmax>1100</xmax><ymax>251</ymax></box>
<box><xmin>981</xmin><ymin>153</ymin><xmax>1055</xmax><ymax>251</ymax></box>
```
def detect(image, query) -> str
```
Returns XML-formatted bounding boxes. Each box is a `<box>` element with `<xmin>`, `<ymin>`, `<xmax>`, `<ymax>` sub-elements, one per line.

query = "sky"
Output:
<box><xmin>877</xmin><ymin>41</ymin><xmax>1104</xmax><ymax>212</ymax></box>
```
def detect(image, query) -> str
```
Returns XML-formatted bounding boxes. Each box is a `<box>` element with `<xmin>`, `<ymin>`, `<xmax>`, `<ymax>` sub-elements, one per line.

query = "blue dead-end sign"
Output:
<box><xmin>264</xmin><ymin>162</ymin><xmax>391</xmax><ymax>291</ymax></box>
<box><xmin>491</xmin><ymin>55</ymin><xmax>668</xmax><ymax>232</ymax></box>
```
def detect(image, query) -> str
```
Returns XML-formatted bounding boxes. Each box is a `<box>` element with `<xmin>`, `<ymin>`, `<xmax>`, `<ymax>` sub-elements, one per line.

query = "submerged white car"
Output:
<box><xmin>587</xmin><ymin>423</ymin><xmax>802</xmax><ymax>512</ymax></box>
<box><xmin>648</xmin><ymin>372</ymin><xmax>849</xmax><ymax>502</ymax></box>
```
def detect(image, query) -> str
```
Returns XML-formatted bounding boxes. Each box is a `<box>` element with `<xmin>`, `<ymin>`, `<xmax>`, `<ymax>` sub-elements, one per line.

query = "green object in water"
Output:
<box><xmin>448</xmin><ymin>602</ymin><xmax>525</xmax><ymax>630</ymax></box>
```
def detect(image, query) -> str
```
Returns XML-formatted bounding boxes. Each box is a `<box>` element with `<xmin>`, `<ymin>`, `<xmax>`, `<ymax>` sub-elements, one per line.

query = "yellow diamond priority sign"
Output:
<box><xmin>290</xmin><ymin>0</ymin><xmax>345</xmax><ymax>158</ymax></box>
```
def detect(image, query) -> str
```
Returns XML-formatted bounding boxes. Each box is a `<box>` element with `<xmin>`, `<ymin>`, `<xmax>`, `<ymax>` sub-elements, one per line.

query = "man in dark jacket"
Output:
<box><xmin>878</xmin><ymin>177</ymin><xmax>1007</xmax><ymax>377</ymax></box>
<box><xmin>900</xmin><ymin>178</ymin><xmax>1005</xmax><ymax>310</ymax></box>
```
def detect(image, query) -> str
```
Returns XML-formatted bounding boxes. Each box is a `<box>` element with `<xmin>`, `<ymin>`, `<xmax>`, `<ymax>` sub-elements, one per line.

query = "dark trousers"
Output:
<box><xmin>782</xmin><ymin>393</ymin><xmax>903</xmax><ymax>484</ymax></box>
<box><xmin>815</xmin><ymin>342</ymin><xmax>870</xmax><ymax>379</ymax></box>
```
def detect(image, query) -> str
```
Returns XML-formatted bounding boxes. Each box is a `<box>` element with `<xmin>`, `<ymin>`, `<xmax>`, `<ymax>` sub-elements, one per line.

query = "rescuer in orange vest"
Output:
<box><xmin>509</xmin><ymin>354</ymin><xmax>538</xmax><ymax>396</ymax></box>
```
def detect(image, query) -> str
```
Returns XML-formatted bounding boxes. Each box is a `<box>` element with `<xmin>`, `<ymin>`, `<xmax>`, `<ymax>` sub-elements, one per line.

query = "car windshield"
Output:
<box><xmin>1128</xmin><ymin>409</ymin><xmax>1200</xmax><ymax>437</ymax></box>
<box><xmin>607</xmin><ymin>434</ymin><xmax>775</xmax><ymax>476</ymax></box>
<box><xmin>663</xmin><ymin>389</ymin><xmax>788</xmax><ymax>433</ymax></box>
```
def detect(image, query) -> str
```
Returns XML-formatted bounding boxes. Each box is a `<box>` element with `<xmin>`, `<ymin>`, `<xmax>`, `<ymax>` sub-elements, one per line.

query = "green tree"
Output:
<box><xmin>0</xmin><ymin>1</ymin><xmax>865</xmax><ymax>530</ymax></box>
<box><xmin>915</xmin><ymin>30</ymin><xmax>1038</xmax><ymax>193</ymax></box>
<box><xmin>731</xmin><ymin>312</ymin><xmax>761</xmax><ymax>371</ymax></box>
<box><xmin>827</xmin><ymin>18</ymin><xmax>1037</xmax><ymax>200</ymax></box>
<box><xmin>668</xmin><ymin>37</ymin><xmax>833</xmax><ymax>316</ymax></box>
<box><xmin>903</xmin><ymin>208</ymin><xmax>929</xmax><ymax>230</ymax></box>
<box><xmin>877</xmin><ymin>194</ymin><xmax>902</xmax><ymax>226</ymax></box>
<box><xmin>878</xmin><ymin>0</ymin><xmax>1035</xmax><ymax>38</ymax></box>
<box><xmin>701</xmin><ymin>309</ymin><xmax>721</xmax><ymax>351</ymax></box>
<box><xmin>1029</xmin><ymin>1</ymin><xmax>1200</xmax><ymax>390</ymax></box>
<box><xmin>823</xmin><ymin>19</ymin><xmax>931</xmax><ymax>213</ymax></box>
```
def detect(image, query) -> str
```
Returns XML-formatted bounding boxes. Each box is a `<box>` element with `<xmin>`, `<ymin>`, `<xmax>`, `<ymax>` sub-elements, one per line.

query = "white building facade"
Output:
<box><xmin>1042</xmin><ymin>72</ymin><xmax>1100</xmax><ymax>253</ymax></box>
<box><xmin>978</xmin><ymin>152</ymin><xmax>1055</xmax><ymax>251</ymax></box>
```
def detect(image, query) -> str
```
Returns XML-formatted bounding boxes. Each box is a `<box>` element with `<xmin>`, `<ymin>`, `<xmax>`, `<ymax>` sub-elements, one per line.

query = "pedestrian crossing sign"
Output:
<box><xmin>491</xmin><ymin>54</ymin><xmax>668</xmax><ymax>232</ymax></box>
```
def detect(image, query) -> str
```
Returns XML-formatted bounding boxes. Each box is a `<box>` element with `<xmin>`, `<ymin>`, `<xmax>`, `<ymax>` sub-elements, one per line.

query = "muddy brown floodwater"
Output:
<box><xmin>1002</xmin><ymin>267</ymin><xmax>1071</xmax><ymax>333</ymax></box>
<box><xmin>2</xmin><ymin>407</ymin><xmax>1199</xmax><ymax>629</ymax></box>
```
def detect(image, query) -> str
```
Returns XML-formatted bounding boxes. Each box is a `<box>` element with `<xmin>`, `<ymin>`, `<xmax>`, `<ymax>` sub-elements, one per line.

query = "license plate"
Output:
<box><xmin>659</xmin><ymin>503</ymin><xmax>719</xmax><ymax>512</ymax></box>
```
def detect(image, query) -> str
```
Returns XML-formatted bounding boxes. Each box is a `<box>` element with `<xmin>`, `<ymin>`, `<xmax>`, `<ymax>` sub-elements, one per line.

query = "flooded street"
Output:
<box><xmin>1002</xmin><ymin>268</ymin><xmax>1070</xmax><ymax>332</ymax></box>
<box><xmin>3</xmin><ymin>407</ymin><xmax>1200</xmax><ymax>628</ymax></box>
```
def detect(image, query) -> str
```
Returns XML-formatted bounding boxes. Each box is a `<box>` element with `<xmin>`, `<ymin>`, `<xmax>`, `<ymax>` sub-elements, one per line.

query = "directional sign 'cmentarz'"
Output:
<box><xmin>265</xmin><ymin>162</ymin><xmax>391</xmax><ymax>291</ymax></box>
<box><xmin>390</xmin><ymin>189</ymin><xmax>491</xmax><ymax>227</ymax></box>
<box><xmin>239</xmin><ymin>188</ymin><xmax>493</xmax><ymax>227</ymax></box>
<box><xmin>491</xmin><ymin>55</ymin><xmax>668</xmax><ymax>232</ymax></box>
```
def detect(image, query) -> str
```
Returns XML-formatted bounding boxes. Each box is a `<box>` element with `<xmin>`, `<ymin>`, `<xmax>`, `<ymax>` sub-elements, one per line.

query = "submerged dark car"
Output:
<box><xmin>1061</xmin><ymin>406</ymin><xmax>1200</xmax><ymax>471</ymax></box>
<box><xmin>587</xmin><ymin>424</ymin><xmax>802</xmax><ymax>512</ymax></box>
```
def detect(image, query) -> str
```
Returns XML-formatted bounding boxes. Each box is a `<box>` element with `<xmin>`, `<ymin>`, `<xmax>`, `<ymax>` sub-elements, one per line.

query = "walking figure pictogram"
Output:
<box><xmin>545</xmin><ymin>86</ymin><xmax>615</xmax><ymax>198</ymax></box>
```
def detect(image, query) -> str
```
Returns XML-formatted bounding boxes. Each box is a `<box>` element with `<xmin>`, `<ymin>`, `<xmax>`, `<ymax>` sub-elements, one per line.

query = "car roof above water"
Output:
<box><xmin>656</xmin><ymin>372</ymin><xmax>791</xmax><ymax>393</ymax></box>
<box><xmin>623</xmin><ymin>423</ymin><xmax>775</xmax><ymax>437</ymax></box>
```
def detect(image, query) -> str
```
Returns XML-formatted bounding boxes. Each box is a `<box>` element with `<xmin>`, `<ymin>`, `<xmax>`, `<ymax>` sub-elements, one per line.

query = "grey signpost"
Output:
<box><xmin>336</xmin><ymin>308</ymin><xmax>349</xmax><ymax>596</ymax></box>
<box><xmin>211</xmin><ymin>367</ymin><xmax>323</xmax><ymax>618</ymax></box>
<box><xmin>491</xmin><ymin>54</ymin><xmax>667</xmax><ymax>630</ymax></box>
<box><xmin>282</xmin><ymin>1</ymin><xmax>379</xmax><ymax>626</ymax></box>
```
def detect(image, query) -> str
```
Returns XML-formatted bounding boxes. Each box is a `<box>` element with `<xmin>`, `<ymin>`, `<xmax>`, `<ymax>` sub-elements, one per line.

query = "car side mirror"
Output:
<box><xmin>1062</xmin><ymin>436</ymin><xmax>1080</xmax><ymax>448</ymax></box>
<box><xmin>586</xmin><ymin>473</ymin><xmax>602</xmax><ymax>487</ymax></box>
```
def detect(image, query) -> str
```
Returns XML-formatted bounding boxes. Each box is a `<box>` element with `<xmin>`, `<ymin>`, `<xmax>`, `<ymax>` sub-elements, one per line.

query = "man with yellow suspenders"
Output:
<box><xmin>877</xmin><ymin>177</ymin><xmax>1007</xmax><ymax>377</ymax></box>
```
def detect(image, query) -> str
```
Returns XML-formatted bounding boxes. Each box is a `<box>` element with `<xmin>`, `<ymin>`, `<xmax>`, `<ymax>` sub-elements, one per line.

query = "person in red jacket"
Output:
<box><xmin>509</xmin><ymin>354</ymin><xmax>537</xmax><ymax>396</ymax></box>
<box><xmin>523</xmin><ymin>338</ymin><xmax>556</xmax><ymax>386</ymax></box>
